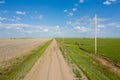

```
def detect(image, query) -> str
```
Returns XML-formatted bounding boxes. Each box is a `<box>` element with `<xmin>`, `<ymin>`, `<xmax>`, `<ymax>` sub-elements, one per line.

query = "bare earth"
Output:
<box><xmin>0</xmin><ymin>38</ymin><xmax>50</xmax><ymax>62</ymax></box>
<box><xmin>94</xmin><ymin>57</ymin><xmax>120</xmax><ymax>78</ymax></box>
<box><xmin>23</xmin><ymin>39</ymin><xmax>75</xmax><ymax>80</ymax></box>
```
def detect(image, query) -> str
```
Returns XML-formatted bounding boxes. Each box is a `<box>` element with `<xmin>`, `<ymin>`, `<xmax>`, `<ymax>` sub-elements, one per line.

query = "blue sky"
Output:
<box><xmin>0</xmin><ymin>0</ymin><xmax>120</xmax><ymax>38</ymax></box>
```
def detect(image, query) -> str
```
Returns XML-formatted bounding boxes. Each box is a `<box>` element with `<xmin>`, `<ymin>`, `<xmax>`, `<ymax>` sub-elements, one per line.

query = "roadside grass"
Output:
<box><xmin>72</xmin><ymin>68</ymin><xmax>82</xmax><ymax>80</ymax></box>
<box><xmin>67</xmin><ymin>45</ymin><xmax>119</xmax><ymax>80</ymax></box>
<box><xmin>0</xmin><ymin>56</ymin><xmax>27</xmax><ymax>80</ymax></box>
<box><xmin>0</xmin><ymin>40</ymin><xmax>51</xmax><ymax>80</ymax></box>
<box><xmin>59</xmin><ymin>46</ymin><xmax>82</xmax><ymax>80</ymax></box>
<box><xmin>56</xmin><ymin>38</ymin><xmax>120</xmax><ymax>80</ymax></box>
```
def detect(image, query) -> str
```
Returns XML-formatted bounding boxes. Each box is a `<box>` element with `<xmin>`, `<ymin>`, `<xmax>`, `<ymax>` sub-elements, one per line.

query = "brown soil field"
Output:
<box><xmin>0</xmin><ymin>38</ymin><xmax>50</xmax><ymax>62</ymax></box>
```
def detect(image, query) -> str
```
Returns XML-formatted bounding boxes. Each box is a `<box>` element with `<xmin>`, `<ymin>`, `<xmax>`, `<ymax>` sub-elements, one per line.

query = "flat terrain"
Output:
<box><xmin>23</xmin><ymin>39</ymin><xmax>74</xmax><ymax>80</ymax></box>
<box><xmin>58</xmin><ymin>38</ymin><xmax>120</xmax><ymax>63</ymax></box>
<box><xmin>56</xmin><ymin>38</ymin><xmax>120</xmax><ymax>80</ymax></box>
<box><xmin>0</xmin><ymin>38</ymin><xmax>50</xmax><ymax>62</ymax></box>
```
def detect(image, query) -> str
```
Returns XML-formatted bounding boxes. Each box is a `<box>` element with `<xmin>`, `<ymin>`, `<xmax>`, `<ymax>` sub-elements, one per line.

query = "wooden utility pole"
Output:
<box><xmin>94</xmin><ymin>15</ymin><xmax>97</xmax><ymax>54</ymax></box>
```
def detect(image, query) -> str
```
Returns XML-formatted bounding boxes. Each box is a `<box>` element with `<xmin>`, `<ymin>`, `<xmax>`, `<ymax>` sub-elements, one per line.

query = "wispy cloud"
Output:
<box><xmin>103</xmin><ymin>0</ymin><xmax>117</xmax><ymax>5</ymax></box>
<box><xmin>0</xmin><ymin>17</ymin><xmax>7</xmax><ymax>20</ymax></box>
<box><xmin>64</xmin><ymin>9</ymin><xmax>68</xmax><ymax>12</ymax></box>
<box><xmin>24</xmin><ymin>31</ymin><xmax>33</xmax><ymax>34</ymax></box>
<box><xmin>0</xmin><ymin>16</ymin><xmax>21</xmax><ymax>22</ymax></box>
<box><xmin>67</xmin><ymin>16</ymin><xmax>93</xmax><ymax>27</ymax></box>
<box><xmin>13</xmin><ymin>16</ymin><xmax>21</xmax><ymax>21</ymax></box>
<box><xmin>43</xmin><ymin>29</ymin><xmax>49</xmax><ymax>32</ymax></box>
<box><xmin>68</xmin><ymin>13</ymin><xmax>73</xmax><ymax>16</ymax></box>
<box><xmin>66</xmin><ymin>16</ymin><xmax>109</xmax><ymax>33</ymax></box>
<box><xmin>74</xmin><ymin>26</ymin><xmax>91</xmax><ymax>32</ymax></box>
<box><xmin>79</xmin><ymin>0</ymin><xmax>84</xmax><ymax>3</ymax></box>
<box><xmin>31</xmin><ymin>15</ymin><xmax>43</xmax><ymax>20</ymax></box>
<box><xmin>16</xmin><ymin>11</ymin><xmax>26</xmax><ymax>15</ymax></box>
<box><xmin>0</xmin><ymin>23</ymin><xmax>30</xmax><ymax>30</ymax></box>
<box><xmin>103</xmin><ymin>1</ymin><xmax>111</xmax><ymax>5</ymax></box>
<box><xmin>106</xmin><ymin>22</ymin><xmax>120</xmax><ymax>28</ymax></box>
<box><xmin>0</xmin><ymin>23</ymin><xmax>63</xmax><ymax>35</ymax></box>
<box><xmin>72</xmin><ymin>8</ymin><xmax>77</xmax><ymax>12</ymax></box>
<box><xmin>97</xmin><ymin>18</ymin><xmax>108</xmax><ymax>22</ymax></box>
<box><xmin>98</xmin><ymin>24</ymin><xmax>105</xmax><ymax>28</ymax></box>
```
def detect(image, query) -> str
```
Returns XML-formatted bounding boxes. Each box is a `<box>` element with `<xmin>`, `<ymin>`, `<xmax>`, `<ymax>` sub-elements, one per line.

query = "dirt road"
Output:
<box><xmin>23</xmin><ymin>39</ymin><xmax>75</xmax><ymax>80</ymax></box>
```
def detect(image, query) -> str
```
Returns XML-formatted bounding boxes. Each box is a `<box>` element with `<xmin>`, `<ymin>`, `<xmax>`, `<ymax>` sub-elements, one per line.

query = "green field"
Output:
<box><xmin>56</xmin><ymin>38</ymin><xmax>120</xmax><ymax>80</ymax></box>
<box><xmin>57</xmin><ymin>38</ymin><xmax>120</xmax><ymax>64</ymax></box>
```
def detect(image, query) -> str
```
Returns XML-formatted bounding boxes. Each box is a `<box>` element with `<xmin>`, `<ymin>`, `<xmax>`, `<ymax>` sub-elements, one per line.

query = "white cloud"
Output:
<box><xmin>103</xmin><ymin>1</ymin><xmax>111</xmax><ymax>5</ymax></box>
<box><xmin>0</xmin><ymin>16</ymin><xmax>22</xmax><ymax>22</ymax></box>
<box><xmin>68</xmin><ymin>13</ymin><xmax>73</xmax><ymax>16</ymax></box>
<box><xmin>79</xmin><ymin>0</ymin><xmax>84</xmax><ymax>3</ymax></box>
<box><xmin>67</xmin><ymin>21</ymin><xmax>72</xmax><ymax>25</ymax></box>
<box><xmin>67</xmin><ymin>16</ymin><xmax>93</xmax><ymax>27</ymax></box>
<box><xmin>16</xmin><ymin>11</ymin><xmax>26</xmax><ymax>15</ymax></box>
<box><xmin>53</xmin><ymin>31</ymin><xmax>61</xmax><ymax>35</ymax></box>
<box><xmin>0</xmin><ymin>0</ymin><xmax>5</xmax><ymax>4</ymax></box>
<box><xmin>64</xmin><ymin>9</ymin><xmax>68</xmax><ymax>12</ymax></box>
<box><xmin>103</xmin><ymin>0</ymin><xmax>117</xmax><ymax>5</ymax></box>
<box><xmin>0</xmin><ymin>23</ymin><xmax>31</xmax><ymax>30</ymax></box>
<box><xmin>43</xmin><ymin>29</ymin><xmax>49</xmax><ymax>32</ymax></box>
<box><xmin>98</xmin><ymin>25</ymin><xmax>105</xmax><ymax>28</ymax></box>
<box><xmin>55</xmin><ymin>25</ymin><xmax>60</xmax><ymax>28</ymax></box>
<box><xmin>0</xmin><ymin>17</ymin><xmax>7</xmax><ymax>20</ymax></box>
<box><xmin>0</xmin><ymin>23</ymin><xmax>65</xmax><ymax>37</ymax></box>
<box><xmin>24</xmin><ymin>31</ymin><xmax>33</xmax><ymax>34</ymax></box>
<box><xmin>72</xmin><ymin>8</ymin><xmax>77</xmax><ymax>12</ymax></box>
<box><xmin>109</xmin><ymin>0</ymin><xmax>117</xmax><ymax>2</ymax></box>
<box><xmin>15</xmin><ymin>27</ymin><xmax>23</xmax><ymax>30</ymax></box>
<box><xmin>74</xmin><ymin>26</ymin><xmax>90</xmax><ymax>32</ymax></box>
<box><xmin>98</xmin><ymin>18</ymin><xmax>108</xmax><ymax>22</ymax></box>
<box><xmin>107</xmin><ymin>22</ymin><xmax>120</xmax><ymax>28</ymax></box>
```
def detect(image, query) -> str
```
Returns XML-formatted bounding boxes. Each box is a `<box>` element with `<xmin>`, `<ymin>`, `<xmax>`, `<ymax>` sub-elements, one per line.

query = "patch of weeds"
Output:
<box><xmin>73</xmin><ymin>68</ymin><xmax>82</xmax><ymax>80</ymax></box>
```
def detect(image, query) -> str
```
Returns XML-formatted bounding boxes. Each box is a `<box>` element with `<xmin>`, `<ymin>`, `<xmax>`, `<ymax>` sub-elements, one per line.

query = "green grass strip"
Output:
<box><xmin>5</xmin><ymin>40</ymin><xmax>51</xmax><ymax>80</ymax></box>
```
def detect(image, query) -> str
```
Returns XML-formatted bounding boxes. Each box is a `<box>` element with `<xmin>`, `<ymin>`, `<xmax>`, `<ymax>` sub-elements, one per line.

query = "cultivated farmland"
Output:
<box><xmin>0</xmin><ymin>38</ymin><xmax>51</xmax><ymax>80</ymax></box>
<box><xmin>1</xmin><ymin>38</ymin><xmax>120</xmax><ymax>80</ymax></box>
<box><xmin>58</xmin><ymin>38</ymin><xmax>120</xmax><ymax>64</ymax></box>
<box><xmin>0</xmin><ymin>38</ymin><xmax>50</xmax><ymax>62</ymax></box>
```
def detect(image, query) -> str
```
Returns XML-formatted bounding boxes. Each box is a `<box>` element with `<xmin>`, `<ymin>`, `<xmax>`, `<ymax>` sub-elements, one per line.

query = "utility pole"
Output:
<box><xmin>94</xmin><ymin>15</ymin><xmax>97</xmax><ymax>54</ymax></box>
